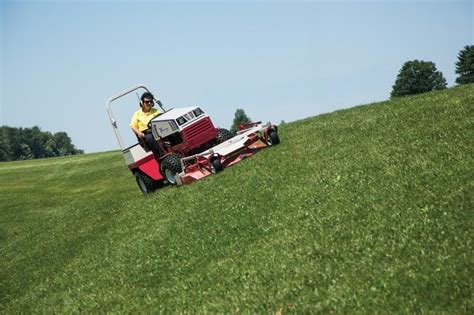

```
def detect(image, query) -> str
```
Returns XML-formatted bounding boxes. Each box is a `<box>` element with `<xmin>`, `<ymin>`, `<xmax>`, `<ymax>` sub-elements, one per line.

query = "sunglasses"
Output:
<box><xmin>143</xmin><ymin>100</ymin><xmax>154</xmax><ymax>104</ymax></box>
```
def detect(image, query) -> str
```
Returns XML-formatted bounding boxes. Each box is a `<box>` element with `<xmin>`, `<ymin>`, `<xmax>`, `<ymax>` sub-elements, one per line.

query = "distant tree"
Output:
<box><xmin>455</xmin><ymin>45</ymin><xmax>474</xmax><ymax>85</ymax></box>
<box><xmin>28</xmin><ymin>126</ymin><xmax>48</xmax><ymax>158</ymax></box>
<box><xmin>19</xmin><ymin>143</ymin><xmax>33</xmax><ymax>160</ymax></box>
<box><xmin>53</xmin><ymin>132</ymin><xmax>80</xmax><ymax>155</ymax></box>
<box><xmin>0</xmin><ymin>126</ymin><xmax>83</xmax><ymax>161</ymax></box>
<box><xmin>230</xmin><ymin>109</ymin><xmax>252</xmax><ymax>135</ymax></box>
<box><xmin>280</xmin><ymin>120</ymin><xmax>286</xmax><ymax>126</ymax></box>
<box><xmin>6</xmin><ymin>127</ymin><xmax>23</xmax><ymax>159</ymax></box>
<box><xmin>391</xmin><ymin>60</ymin><xmax>447</xmax><ymax>98</ymax></box>
<box><xmin>0</xmin><ymin>128</ymin><xmax>12</xmax><ymax>161</ymax></box>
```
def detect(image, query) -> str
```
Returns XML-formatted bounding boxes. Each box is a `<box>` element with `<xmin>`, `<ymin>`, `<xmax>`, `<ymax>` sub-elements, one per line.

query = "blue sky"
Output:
<box><xmin>1</xmin><ymin>0</ymin><xmax>472</xmax><ymax>153</ymax></box>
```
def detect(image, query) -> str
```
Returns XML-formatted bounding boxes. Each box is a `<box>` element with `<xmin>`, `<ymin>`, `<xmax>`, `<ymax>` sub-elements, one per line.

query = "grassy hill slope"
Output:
<box><xmin>1</xmin><ymin>85</ymin><xmax>472</xmax><ymax>313</ymax></box>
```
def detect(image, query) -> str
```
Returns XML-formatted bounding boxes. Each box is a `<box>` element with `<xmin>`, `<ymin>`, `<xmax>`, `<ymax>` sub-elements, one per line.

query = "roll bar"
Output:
<box><xmin>106</xmin><ymin>84</ymin><xmax>166</xmax><ymax>151</ymax></box>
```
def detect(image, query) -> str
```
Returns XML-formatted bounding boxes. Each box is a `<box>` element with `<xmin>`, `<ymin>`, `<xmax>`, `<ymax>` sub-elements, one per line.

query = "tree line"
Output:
<box><xmin>391</xmin><ymin>45</ymin><xmax>473</xmax><ymax>97</ymax></box>
<box><xmin>0</xmin><ymin>126</ymin><xmax>83</xmax><ymax>162</ymax></box>
<box><xmin>231</xmin><ymin>45</ymin><xmax>474</xmax><ymax>129</ymax></box>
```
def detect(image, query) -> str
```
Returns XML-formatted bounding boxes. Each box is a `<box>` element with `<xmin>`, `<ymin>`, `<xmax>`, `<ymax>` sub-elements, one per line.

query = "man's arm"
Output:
<box><xmin>131</xmin><ymin>126</ymin><xmax>145</xmax><ymax>139</ymax></box>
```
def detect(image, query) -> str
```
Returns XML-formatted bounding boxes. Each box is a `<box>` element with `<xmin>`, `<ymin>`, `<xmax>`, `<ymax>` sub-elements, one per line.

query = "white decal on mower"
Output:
<box><xmin>229</xmin><ymin>135</ymin><xmax>245</xmax><ymax>144</ymax></box>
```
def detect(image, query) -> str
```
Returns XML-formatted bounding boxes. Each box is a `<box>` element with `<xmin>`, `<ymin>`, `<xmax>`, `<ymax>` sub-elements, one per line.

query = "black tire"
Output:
<box><xmin>210</xmin><ymin>158</ymin><xmax>224</xmax><ymax>173</ymax></box>
<box><xmin>135</xmin><ymin>172</ymin><xmax>157</xmax><ymax>195</ymax></box>
<box><xmin>216</xmin><ymin>128</ymin><xmax>232</xmax><ymax>143</ymax></box>
<box><xmin>160</xmin><ymin>154</ymin><xmax>183</xmax><ymax>185</ymax></box>
<box><xmin>267</xmin><ymin>130</ymin><xmax>280</xmax><ymax>146</ymax></box>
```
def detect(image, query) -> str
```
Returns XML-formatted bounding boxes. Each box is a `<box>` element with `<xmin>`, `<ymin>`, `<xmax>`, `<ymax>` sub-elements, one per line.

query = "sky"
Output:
<box><xmin>1</xmin><ymin>0</ymin><xmax>473</xmax><ymax>153</ymax></box>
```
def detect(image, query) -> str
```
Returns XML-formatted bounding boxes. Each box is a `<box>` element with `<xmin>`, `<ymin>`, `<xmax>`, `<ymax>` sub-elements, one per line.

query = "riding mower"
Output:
<box><xmin>106</xmin><ymin>84</ymin><xmax>280</xmax><ymax>194</ymax></box>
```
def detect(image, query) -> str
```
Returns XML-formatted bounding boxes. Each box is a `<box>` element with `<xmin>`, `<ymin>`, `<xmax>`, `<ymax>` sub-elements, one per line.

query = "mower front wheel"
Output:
<box><xmin>135</xmin><ymin>172</ymin><xmax>157</xmax><ymax>195</ymax></box>
<box><xmin>210</xmin><ymin>158</ymin><xmax>224</xmax><ymax>173</ymax></box>
<box><xmin>267</xmin><ymin>130</ymin><xmax>280</xmax><ymax>146</ymax></box>
<box><xmin>160</xmin><ymin>154</ymin><xmax>183</xmax><ymax>185</ymax></box>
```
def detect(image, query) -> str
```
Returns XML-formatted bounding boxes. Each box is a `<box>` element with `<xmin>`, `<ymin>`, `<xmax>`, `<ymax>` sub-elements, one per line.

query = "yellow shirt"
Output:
<box><xmin>130</xmin><ymin>108</ymin><xmax>160</xmax><ymax>132</ymax></box>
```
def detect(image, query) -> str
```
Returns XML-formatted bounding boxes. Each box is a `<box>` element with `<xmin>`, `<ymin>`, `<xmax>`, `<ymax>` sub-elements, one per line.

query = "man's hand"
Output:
<box><xmin>131</xmin><ymin>127</ymin><xmax>146</xmax><ymax>139</ymax></box>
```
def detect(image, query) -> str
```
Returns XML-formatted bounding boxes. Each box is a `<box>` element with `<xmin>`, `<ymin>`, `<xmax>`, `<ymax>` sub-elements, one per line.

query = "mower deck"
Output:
<box><xmin>176</xmin><ymin>122</ymin><xmax>274</xmax><ymax>185</ymax></box>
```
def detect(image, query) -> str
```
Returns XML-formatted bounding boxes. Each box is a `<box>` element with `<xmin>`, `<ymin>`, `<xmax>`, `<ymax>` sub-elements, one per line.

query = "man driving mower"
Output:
<box><xmin>130</xmin><ymin>92</ymin><xmax>162</xmax><ymax>160</ymax></box>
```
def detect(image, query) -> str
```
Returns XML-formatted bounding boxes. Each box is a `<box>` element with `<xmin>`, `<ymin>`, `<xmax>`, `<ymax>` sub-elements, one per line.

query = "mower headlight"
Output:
<box><xmin>184</xmin><ymin>112</ymin><xmax>194</xmax><ymax>121</ymax></box>
<box><xmin>177</xmin><ymin>116</ymin><xmax>187</xmax><ymax>126</ymax></box>
<box><xmin>193</xmin><ymin>107</ymin><xmax>204</xmax><ymax>117</ymax></box>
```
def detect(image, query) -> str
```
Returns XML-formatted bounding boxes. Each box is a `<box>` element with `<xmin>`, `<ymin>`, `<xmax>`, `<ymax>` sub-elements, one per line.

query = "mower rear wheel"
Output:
<box><xmin>210</xmin><ymin>158</ymin><xmax>224</xmax><ymax>173</ymax></box>
<box><xmin>135</xmin><ymin>172</ymin><xmax>157</xmax><ymax>195</ymax></box>
<box><xmin>217</xmin><ymin>128</ymin><xmax>232</xmax><ymax>143</ymax></box>
<box><xmin>160</xmin><ymin>154</ymin><xmax>183</xmax><ymax>185</ymax></box>
<box><xmin>267</xmin><ymin>130</ymin><xmax>280</xmax><ymax>146</ymax></box>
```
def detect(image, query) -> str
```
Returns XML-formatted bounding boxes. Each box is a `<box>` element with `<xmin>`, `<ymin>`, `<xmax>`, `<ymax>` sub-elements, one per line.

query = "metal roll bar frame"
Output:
<box><xmin>105</xmin><ymin>84</ymin><xmax>166</xmax><ymax>151</ymax></box>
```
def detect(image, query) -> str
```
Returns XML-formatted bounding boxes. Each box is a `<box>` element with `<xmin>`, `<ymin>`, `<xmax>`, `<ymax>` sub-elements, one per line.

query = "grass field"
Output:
<box><xmin>1</xmin><ymin>85</ymin><xmax>473</xmax><ymax>312</ymax></box>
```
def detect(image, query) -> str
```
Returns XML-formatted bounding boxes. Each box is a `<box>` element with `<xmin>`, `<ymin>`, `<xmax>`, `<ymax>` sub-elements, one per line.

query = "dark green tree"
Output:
<box><xmin>230</xmin><ymin>109</ymin><xmax>252</xmax><ymax>135</ymax></box>
<box><xmin>0</xmin><ymin>126</ymin><xmax>83</xmax><ymax>161</ymax></box>
<box><xmin>53</xmin><ymin>132</ymin><xmax>82</xmax><ymax>155</ymax></box>
<box><xmin>455</xmin><ymin>45</ymin><xmax>474</xmax><ymax>85</ymax></box>
<box><xmin>0</xmin><ymin>128</ymin><xmax>12</xmax><ymax>161</ymax></box>
<box><xmin>391</xmin><ymin>60</ymin><xmax>447</xmax><ymax>98</ymax></box>
<box><xmin>19</xmin><ymin>143</ymin><xmax>33</xmax><ymax>160</ymax></box>
<box><xmin>27</xmin><ymin>126</ymin><xmax>48</xmax><ymax>158</ymax></box>
<box><xmin>6</xmin><ymin>127</ymin><xmax>24</xmax><ymax>159</ymax></box>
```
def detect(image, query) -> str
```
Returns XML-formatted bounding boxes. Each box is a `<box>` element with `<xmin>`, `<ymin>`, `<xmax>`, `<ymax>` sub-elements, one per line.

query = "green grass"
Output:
<box><xmin>1</xmin><ymin>85</ymin><xmax>473</xmax><ymax>313</ymax></box>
